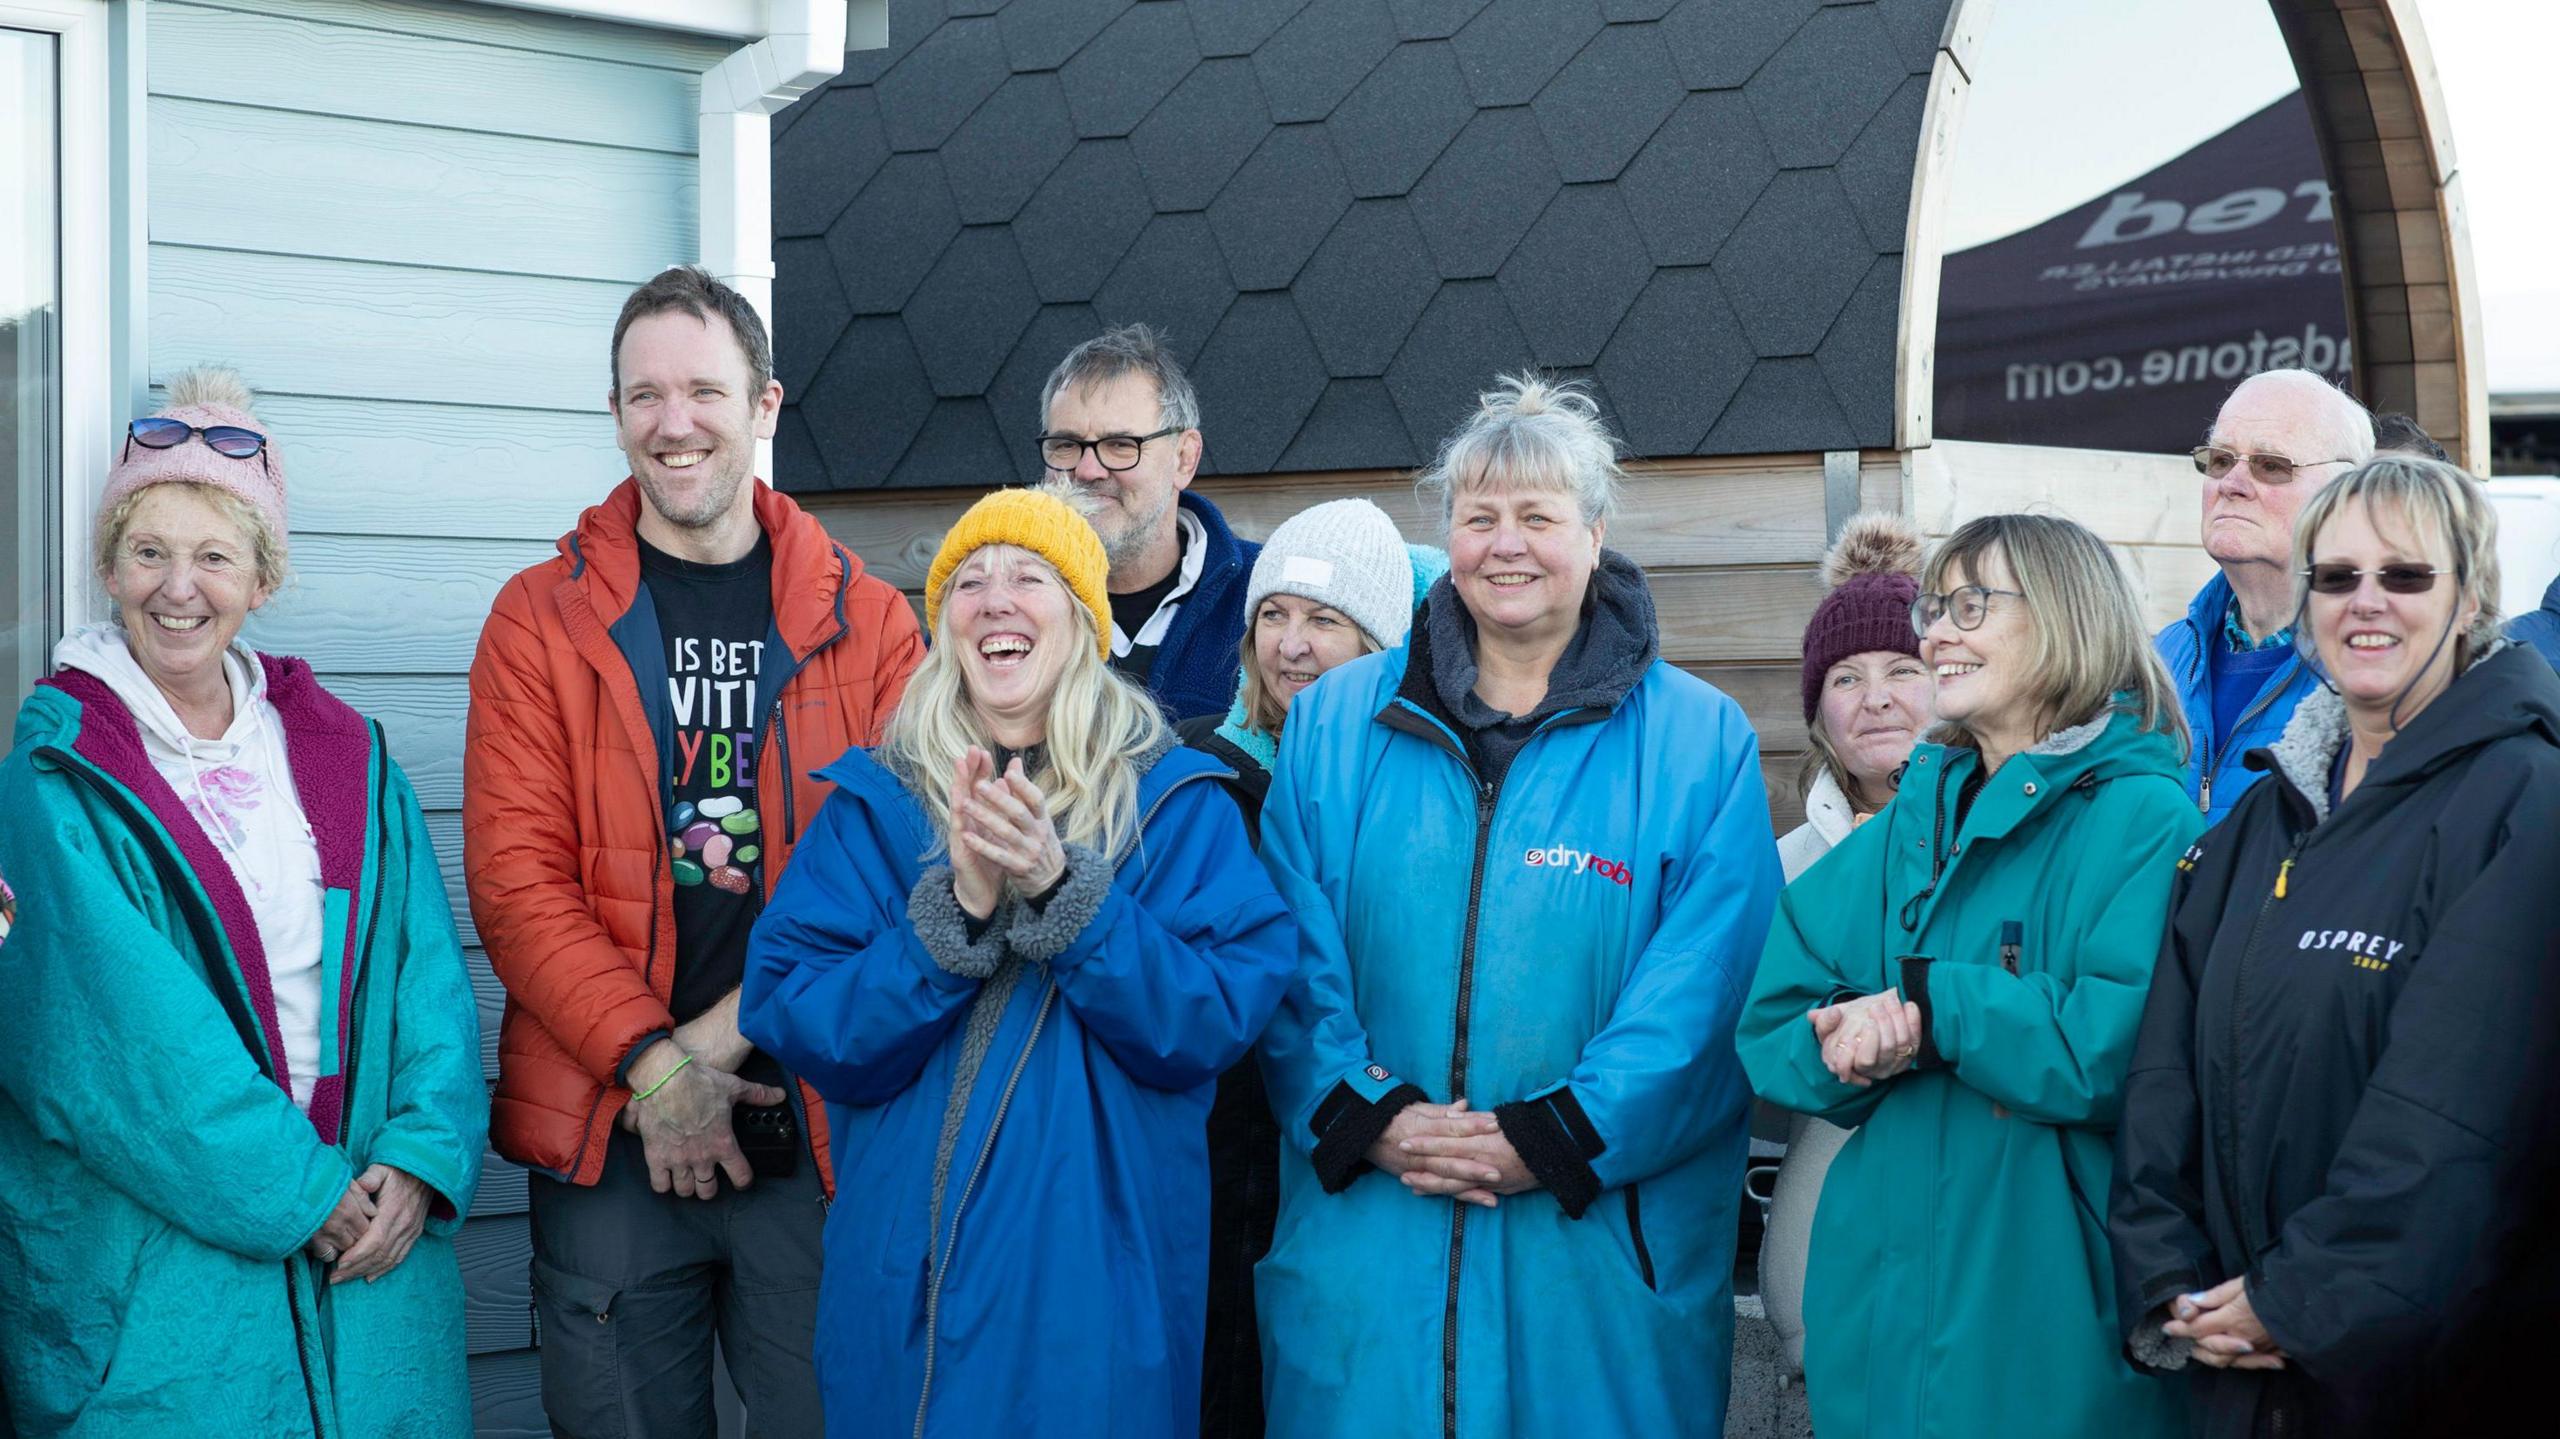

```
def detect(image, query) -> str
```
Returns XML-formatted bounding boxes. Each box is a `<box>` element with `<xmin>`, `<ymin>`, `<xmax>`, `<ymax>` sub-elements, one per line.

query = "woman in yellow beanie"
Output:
<box><xmin>740</xmin><ymin>486</ymin><xmax>1298</xmax><ymax>1439</ymax></box>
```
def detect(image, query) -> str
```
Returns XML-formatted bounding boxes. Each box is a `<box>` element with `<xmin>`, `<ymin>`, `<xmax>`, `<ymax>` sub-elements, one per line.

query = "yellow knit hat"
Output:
<box><xmin>924</xmin><ymin>487</ymin><xmax>1113</xmax><ymax>657</ymax></box>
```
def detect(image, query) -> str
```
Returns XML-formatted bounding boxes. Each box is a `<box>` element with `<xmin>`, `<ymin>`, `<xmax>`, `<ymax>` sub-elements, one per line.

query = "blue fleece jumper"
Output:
<box><xmin>2156</xmin><ymin>572</ymin><xmax>2322</xmax><ymax>825</ymax></box>
<box><xmin>2507</xmin><ymin>573</ymin><xmax>2560</xmax><ymax>669</ymax></box>
<box><xmin>1139</xmin><ymin>491</ymin><xmax>1262</xmax><ymax>723</ymax></box>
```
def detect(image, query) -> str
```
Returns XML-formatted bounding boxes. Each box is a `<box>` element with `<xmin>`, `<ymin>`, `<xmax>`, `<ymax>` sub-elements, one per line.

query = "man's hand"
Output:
<box><xmin>625</xmin><ymin>1040</ymin><xmax>787</xmax><ymax>1199</ymax></box>
<box><xmin>305</xmin><ymin>1178</ymin><xmax>377</xmax><ymax>1265</ymax></box>
<box><xmin>331</xmin><ymin>1165</ymin><xmax>433</xmax><ymax>1285</ymax></box>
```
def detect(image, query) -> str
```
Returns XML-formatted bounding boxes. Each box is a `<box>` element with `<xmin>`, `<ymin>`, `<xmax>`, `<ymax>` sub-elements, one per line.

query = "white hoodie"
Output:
<box><xmin>55</xmin><ymin>623</ymin><xmax>325</xmax><ymax>1110</ymax></box>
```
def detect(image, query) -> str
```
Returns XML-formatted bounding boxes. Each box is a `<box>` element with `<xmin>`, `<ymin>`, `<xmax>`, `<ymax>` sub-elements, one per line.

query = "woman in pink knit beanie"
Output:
<box><xmin>0</xmin><ymin>367</ymin><xmax>487</xmax><ymax>1433</ymax></box>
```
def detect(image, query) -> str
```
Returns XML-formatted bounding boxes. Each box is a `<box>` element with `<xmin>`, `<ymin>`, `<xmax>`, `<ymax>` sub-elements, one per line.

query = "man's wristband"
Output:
<box><xmin>632</xmin><ymin>1052</ymin><xmax>694</xmax><ymax>1103</ymax></box>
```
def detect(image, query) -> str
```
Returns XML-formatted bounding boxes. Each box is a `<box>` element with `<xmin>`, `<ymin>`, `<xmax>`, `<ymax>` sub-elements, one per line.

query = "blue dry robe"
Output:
<box><xmin>740</xmin><ymin>741</ymin><xmax>1296</xmax><ymax>1439</ymax></box>
<box><xmin>1252</xmin><ymin>606</ymin><xmax>1781</xmax><ymax>1439</ymax></box>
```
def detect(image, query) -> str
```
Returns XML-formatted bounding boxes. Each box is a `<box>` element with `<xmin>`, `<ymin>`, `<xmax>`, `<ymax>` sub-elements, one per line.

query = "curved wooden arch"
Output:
<box><xmin>1896</xmin><ymin>0</ymin><xmax>2487</xmax><ymax>470</ymax></box>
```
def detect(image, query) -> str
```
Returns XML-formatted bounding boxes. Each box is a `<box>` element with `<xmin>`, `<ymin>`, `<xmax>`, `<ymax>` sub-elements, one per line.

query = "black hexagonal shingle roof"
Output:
<box><xmin>776</xmin><ymin>0</ymin><xmax>1945</xmax><ymax>490</ymax></box>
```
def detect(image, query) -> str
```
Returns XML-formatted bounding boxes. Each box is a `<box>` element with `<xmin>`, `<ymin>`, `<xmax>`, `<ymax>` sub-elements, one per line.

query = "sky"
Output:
<box><xmin>1944</xmin><ymin>0</ymin><xmax>2560</xmax><ymax>396</ymax></box>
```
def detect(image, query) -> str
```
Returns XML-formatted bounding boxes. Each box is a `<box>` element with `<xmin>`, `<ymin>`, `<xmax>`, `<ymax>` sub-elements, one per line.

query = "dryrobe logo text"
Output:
<box><xmin>1524</xmin><ymin>844</ymin><xmax>1632</xmax><ymax>886</ymax></box>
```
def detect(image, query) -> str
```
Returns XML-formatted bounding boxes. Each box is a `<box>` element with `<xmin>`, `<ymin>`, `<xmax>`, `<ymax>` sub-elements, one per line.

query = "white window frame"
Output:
<box><xmin>2</xmin><ymin>0</ymin><xmax>111</xmax><ymax>640</ymax></box>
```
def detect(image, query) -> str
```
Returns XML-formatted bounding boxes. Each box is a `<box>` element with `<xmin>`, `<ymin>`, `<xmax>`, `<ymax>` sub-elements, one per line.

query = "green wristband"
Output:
<box><xmin>632</xmin><ymin>1052</ymin><xmax>694</xmax><ymax>1104</ymax></box>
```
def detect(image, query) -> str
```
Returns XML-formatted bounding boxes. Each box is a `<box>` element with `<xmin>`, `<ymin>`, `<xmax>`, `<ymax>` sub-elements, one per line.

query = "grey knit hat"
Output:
<box><xmin>1246</xmin><ymin>497</ymin><xmax>1416</xmax><ymax>647</ymax></box>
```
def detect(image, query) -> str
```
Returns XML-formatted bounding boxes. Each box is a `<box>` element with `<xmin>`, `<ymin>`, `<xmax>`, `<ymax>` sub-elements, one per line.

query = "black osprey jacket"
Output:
<box><xmin>2111</xmin><ymin>644</ymin><xmax>2560</xmax><ymax>1439</ymax></box>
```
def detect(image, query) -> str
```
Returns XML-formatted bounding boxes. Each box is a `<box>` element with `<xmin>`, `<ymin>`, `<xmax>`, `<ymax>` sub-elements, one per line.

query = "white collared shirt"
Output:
<box><xmin>1110</xmin><ymin>506</ymin><xmax>1209</xmax><ymax>659</ymax></box>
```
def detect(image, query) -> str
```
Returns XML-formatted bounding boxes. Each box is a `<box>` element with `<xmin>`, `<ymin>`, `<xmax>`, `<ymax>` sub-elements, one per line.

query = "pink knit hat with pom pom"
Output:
<box><xmin>98</xmin><ymin>367</ymin><xmax>288</xmax><ymax>544</ymax></box>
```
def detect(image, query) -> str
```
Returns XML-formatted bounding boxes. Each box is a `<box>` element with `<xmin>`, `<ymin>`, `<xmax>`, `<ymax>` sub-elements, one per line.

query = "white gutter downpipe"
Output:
<box><xmin>698</xmin><ymin>1</ymin><xmax>865</xmax><ymax>325</ymax></box>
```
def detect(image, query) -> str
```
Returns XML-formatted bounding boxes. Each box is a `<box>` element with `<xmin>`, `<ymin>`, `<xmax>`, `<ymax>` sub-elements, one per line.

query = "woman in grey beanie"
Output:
<box><xmin>1179</xmin><ymin>494</ymin><xmax>1444</xmax><ymax>1439</ymax></box>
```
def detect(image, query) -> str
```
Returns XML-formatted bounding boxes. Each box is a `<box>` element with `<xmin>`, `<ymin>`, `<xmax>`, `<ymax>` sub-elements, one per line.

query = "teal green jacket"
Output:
<box><xmin>1738</xmin><ymin>705</ymin><xmax>2200</xmax><ymax>1439</ymax></box>
<box><xmin>0</xmin><ymin>657</ymin><xmax>485</xmax><ymax>1437</ymax></box>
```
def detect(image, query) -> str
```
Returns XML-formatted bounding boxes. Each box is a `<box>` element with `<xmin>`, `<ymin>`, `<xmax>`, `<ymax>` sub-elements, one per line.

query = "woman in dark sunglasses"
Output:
<box><xmin>2113</xmin><ymin>456</ymin><xmax>2560</xmax><ymax>1437</ymax></box>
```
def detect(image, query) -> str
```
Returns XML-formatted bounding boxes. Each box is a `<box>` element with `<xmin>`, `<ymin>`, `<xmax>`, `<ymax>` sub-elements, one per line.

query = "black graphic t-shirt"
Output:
<box><xmin>639</xmin><ymin>535</ymin><xmax>779</xmax><ymax>1079</ymax></box>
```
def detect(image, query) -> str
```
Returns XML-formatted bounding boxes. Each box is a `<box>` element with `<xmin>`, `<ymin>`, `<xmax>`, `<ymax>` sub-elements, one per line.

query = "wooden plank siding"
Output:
<box><xmin>143</xmin><ymin>7</ymin><xmax>729</xmax><ymax>1429</ymax></box>
<box><xmin>1908</xmin><ymin>439</ymin><xmax>2216</xmax><ymax>631</ymax></box>
<box><xmin>803</xmin><ymin>453</ymin><xmax>1907</xmax><ymax>832</ymax></box>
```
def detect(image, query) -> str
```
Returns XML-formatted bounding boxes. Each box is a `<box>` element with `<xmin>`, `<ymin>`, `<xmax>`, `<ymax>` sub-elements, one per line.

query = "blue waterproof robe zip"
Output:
<box><xmin>2158</xmin><ymin>572</ymin><xmax>2322</xmax><ymax>824</ymax></box>
<box><xmin>1253</xmin><ymin>641</ymin><xmax>1780</xmax><ymax>1439</ymax></box>
<box><xmin>740</xmin><ymin>743</ymin><xmax>1295</xmax><ymax>1439</ymax></box>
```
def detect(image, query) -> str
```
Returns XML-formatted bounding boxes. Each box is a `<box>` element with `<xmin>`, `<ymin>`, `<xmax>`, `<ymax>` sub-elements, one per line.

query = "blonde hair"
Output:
<box><xmin>2289</xmin><ymin>455</ymin><xmax>2502</xmax><ymax>658</ymax></box>
<box><xmin>881</xmin><ymin>552</ymin><xmax>1168</xmax><ymax>861</ymax></box>
<box><xmin>94</xmin><ymin>481</ymin><xmax>289</xmax><ymax>592</ymax></box>
<box><xmin>1922</xmin><ymin>513</ymin><xmax>2189</xmax><ymax>758</ymax></box>
<box><xmin>1416</xmin><ymin>372</ymin><xmax>1622</xmax><ymax>529</ymax></box>
<box><xmin>1233</xmin><ymin>619</ymin><xmax>1384</xmax><ymax>737</ymax></box>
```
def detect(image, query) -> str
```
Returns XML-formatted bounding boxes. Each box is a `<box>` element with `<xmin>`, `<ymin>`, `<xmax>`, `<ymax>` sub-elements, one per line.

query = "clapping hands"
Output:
<box><xmin>948</xmin><ymin>747</ymin><xmax>1066</xmax><ymax>921</ymax></box>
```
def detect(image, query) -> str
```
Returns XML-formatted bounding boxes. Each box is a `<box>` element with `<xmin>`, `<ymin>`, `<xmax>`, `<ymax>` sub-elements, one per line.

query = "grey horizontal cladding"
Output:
<box><xmin>468</xmin><ymin>1349</ymin><xmax>545</xmax><ymax>1439</ymax></box>
<box><xmin>149</xmin><ymin>96</ymin><xmax>697</xmax><ymax>285</ymax></box>
<box><xmin>246</xmin><ymin>533</ymin><xmax>551</xmax><ymax>676</ymax></box>
<box><xmin>193</xmin><ymin>0</ymin><xmax>734</xmax><ymax>71</ymax></box>
<box><xmin>258</xmin><ymin>393</ymin><xmax>617</xmax><ymax>543</ymax></box>
<box><xmin>459</xmin><ymin>1213</ymin><xmax>535</xmax><ymax>1353</ymax></box>
<box><xmin>150</xmin><ymin>3</ymin><xmax>705</xmax><ymax>154</ymax></box>
<box><xmin>149</xmin><ymin>247</ymin><xmax>628</xmax><ymax>412</ymax></box>
<box><xmin>775</xmin><ymin>0</ymin><xmax>1951</xmax><ymax>488</ymax></box>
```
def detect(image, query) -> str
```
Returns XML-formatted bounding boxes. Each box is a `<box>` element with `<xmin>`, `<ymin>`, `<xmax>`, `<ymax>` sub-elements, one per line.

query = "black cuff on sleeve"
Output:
<box><xmin>1899</xmin><ymin>955</ymin><xmax>1944</xmax><ymax>1069</ymax></box>
<box><xmin>1494</xmin><ymin>1089</ymin><xmax>1607</xmax><ymax>1219</ymax></box>
<box><xmin>909</xmin><ymin>865</ymin><xmax>1010</xmax><ymax>980</ymax></box>
<box><xmin>1309</xmin><ymin>1080</ymin><xmax>1429</xmax><ymax>1194</ymax></box>
<box><xmin>613</xmin><ymin>1030</ymin><xmax>674</xmax><ymax>1086</ymax></box>
<box><xmin>1003</xmin><ymin>843</ymin><xmax>1110</xmax><ymax>962</ymax></box>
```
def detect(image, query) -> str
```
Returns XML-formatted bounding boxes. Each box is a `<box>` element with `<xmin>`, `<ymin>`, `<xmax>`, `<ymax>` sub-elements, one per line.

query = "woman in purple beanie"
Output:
<box><xmin>1758</xmin><ymin>510</ymin><xmax>1932</xmax><ymax>1388</ymax></box>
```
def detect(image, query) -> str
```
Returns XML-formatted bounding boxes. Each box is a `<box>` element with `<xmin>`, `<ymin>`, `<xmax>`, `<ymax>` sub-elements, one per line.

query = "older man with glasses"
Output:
<box><xmin>2158</xmin><ymin>367</ymin><xmax>2375</xmax><ymax>823</ymax></box>
<box><xmin>1034</xmin><ymin>323</ymin><xmax>1261</xmax><ymax>721</ymax></box>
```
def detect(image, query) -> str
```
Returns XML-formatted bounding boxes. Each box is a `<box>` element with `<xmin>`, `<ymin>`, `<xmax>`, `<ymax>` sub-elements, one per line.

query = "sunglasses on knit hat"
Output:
<box><xmin>124</xmin><ymin>416</ymin><xmax>271</xmax><ymax>473</ymax></box>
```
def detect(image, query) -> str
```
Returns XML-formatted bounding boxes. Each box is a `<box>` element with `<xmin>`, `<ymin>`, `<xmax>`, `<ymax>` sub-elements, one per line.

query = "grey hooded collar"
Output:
<box><xmin>2264</xmin><ymin>684</ymin><xmax>2352</xmax><ymax>824</ymax></box>
<box><xmin>1923</xmin><ymin>707</ymin><xmax>2113</xmax><ymax>761</ymax></box>
<box><xmin>2027</xmin><ymin>710</ymin><xmax>2112</xmax><ymax>757</ymax></box>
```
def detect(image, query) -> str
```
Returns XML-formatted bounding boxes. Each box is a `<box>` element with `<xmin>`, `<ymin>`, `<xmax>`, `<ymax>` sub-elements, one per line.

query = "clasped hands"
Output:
<box><xmin>949</xmin><ymin>747</ymin><xmax>1066</xmax><ymax>922</ymax></box>
<box><xmin>1806</xmin><ymin>989</ymin><xmax>1926</xmax><ymax>1086</ymax></box>
<box><xmin>1368</xmin><ymin>1100</ymin><xmax>1536</xmax><ymax>1209</ymax></box>
<box><xmin>305</xmin><ymin>1163</ymin><xmax>432</xmax><ymax>1285</ymax></box>
<box><xmin>2164</xmin><ymin>1276</ymin><xmax>2285</xmax><ymax>1370</ymax></box>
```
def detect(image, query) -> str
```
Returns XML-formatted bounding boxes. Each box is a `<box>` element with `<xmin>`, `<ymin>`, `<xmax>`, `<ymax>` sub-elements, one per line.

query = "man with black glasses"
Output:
<box><xmin>2157</xmin><ymin>367</ymin><xmax>2375</xmax><ymax>823</ymax></box>
<box><xmin>1035</xmin><ymin>324</ymin><xmax>1260</xmax><ymax>720</ymax></box>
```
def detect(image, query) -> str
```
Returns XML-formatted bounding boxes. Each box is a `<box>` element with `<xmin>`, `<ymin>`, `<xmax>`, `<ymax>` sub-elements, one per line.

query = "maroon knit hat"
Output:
<box><xmin>1800</xmin><ymin>512</ymin><xmax>1925</xmax><ymax>720</ymax></box>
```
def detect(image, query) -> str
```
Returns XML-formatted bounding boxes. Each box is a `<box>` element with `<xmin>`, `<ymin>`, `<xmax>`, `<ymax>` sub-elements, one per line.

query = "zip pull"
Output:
<box><xmin>2274</xmin><ymin>857</ymin><xmax>2294</xmax><ymax>899</ymax></box>
<box><xmin>2198</xmin><ymin>771</ymin><xmax>2213</xmax><ymax>815</ymax></box>
<box><xmin>1999</xmin><ymin>920</ymin><xmax>2022</xmax><ymax>975</ymax></box>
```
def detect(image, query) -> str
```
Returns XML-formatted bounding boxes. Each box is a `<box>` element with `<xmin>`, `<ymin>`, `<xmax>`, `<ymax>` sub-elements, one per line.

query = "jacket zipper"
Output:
<box><xmin>907</xmin><ymin>770</ymin><xmax>1213</xmax><ymax>1438</ymax></box>
<box><xmin>2191</xmin><ymin>625</ymin><xmax>2301</xmax><ymax>815</ymax></box>
<box><xmin>1442</xmin><ymin>776</ymin><xmax>1499</xmax><ymax>1439</ymax></box>
<box><xmin>2220</xmin><ymin>826</ymin><xmax>2308</xmax><ymax>1261</ymax></box>
<box><xmin>43</xmin><ymin>745</ymin><xmax>335</xmax><ymax>1431</ymax></box>
<box><xmin>1624</xmin><ymin>1184</ymin><xmax>1657</xmax><ymax>1291</ymax></box>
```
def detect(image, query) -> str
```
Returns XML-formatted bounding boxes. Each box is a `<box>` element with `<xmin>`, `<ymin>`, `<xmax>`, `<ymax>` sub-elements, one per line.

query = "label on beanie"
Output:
<box><xmin>1282</xmin><ymin>556</ymin><xmax>1335</xmax><ymax>588</ymax></box>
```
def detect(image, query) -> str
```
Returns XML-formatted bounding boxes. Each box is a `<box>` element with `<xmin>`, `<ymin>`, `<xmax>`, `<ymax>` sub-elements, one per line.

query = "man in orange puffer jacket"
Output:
<box><xmin>465</xmin><ymin>266</ymin><xmax>922</xmax><ymax>1435</ymax></box>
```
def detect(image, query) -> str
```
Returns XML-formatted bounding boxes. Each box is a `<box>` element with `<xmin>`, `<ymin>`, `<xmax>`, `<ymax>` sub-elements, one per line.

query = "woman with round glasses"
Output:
<box><xmin>0</xmin><ymin>369</ymin><xmax>487</xmax><ymax>1434</ymax></box>
<box><xmin>1739</xmin><ymin>512</ymin><xmax>2199</xmax><ymax>1438</ymax></box>
<box><xmin>2112</xmin><ymin>456</ymin><xmax>2560</xmax><ymax>1438</ymax></box>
